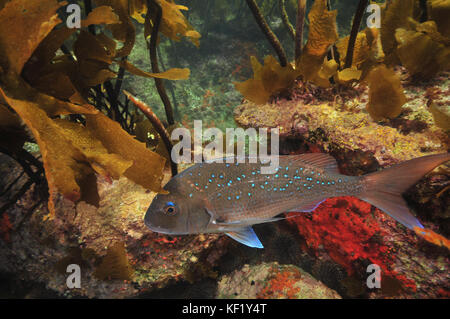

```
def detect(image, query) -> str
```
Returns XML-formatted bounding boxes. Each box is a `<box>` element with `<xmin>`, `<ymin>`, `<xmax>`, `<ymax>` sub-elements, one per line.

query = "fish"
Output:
<box><xmin>144</xmin><ymin>153</ymin><xmax>450</xmax><ymax>248</ymax></box>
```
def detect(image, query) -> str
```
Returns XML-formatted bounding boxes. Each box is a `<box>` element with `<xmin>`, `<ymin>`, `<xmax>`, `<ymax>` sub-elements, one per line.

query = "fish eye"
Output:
<box><xmin>163</xmin><ymin>201</ymin><xmax>177</xmax><ymax>216</ymax></box>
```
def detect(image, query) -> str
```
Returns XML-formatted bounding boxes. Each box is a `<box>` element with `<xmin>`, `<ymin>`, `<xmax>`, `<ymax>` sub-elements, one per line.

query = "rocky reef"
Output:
<box><xmin>217</xmin><ymin>262</ymin><xmax>340</xmax><ymax>299</ymax></box>
<box><xmin>0</xmin><ymin>162</ymin><xmax>226</xmax><ymax>298</ymax></box>
<box><xmin>234</xmin><ymin>70</ymin><xmax>450</xmax><ymax>298</ymax></box>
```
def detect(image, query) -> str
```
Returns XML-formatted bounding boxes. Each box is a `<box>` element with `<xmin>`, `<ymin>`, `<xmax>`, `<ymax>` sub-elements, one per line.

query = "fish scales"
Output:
<box><xmin>178</xmin><ymin>156</ymin><xmax>362</xmax><ymax>224</ymax></box>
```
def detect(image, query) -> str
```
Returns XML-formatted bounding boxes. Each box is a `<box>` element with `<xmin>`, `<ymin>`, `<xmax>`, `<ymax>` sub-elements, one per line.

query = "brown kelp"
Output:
<box><xmin>234</xmin><ymin>0</ymin><xmax>450</xmax><ymax>124</ymax></box>
<box><xmin>0</xmin><ymin>0</ymin><xmax>200</xmax><ymax>217</ymax></box>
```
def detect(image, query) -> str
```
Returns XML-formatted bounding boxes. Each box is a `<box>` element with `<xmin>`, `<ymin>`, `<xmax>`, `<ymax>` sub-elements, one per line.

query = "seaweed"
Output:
<box><xmin>428</xmin><ymin>0</ymin><xmax>450</xmax><ymax>37</ymax></box>
<box><xmin>0</xmin><ymin>0</ymin><xmax>202</xmax><ymax>218</ymax></box>
<box><xmin>429</xmin><ymin>102</ymin><xmax>450</xmax><ymax>131</ymax></box>
<box><xmin>234</xmin><ymin>0</ymin><xmax>339</xmax><ymax>104</ymax></box>
<box><xmin>366</xmin><ymin>65</ymin><xmax>406</xmax><ymax>121</ymax></box>
<box><xmin>234</xmin><ymin>55</ymin><xmax>301</xmax><ymax>105</ymax></box>
<box><xmin>395</xmin><ymin>21</ymin><xmax>450</xmax><ymax>80</ymax></box>
<box><xmin>296</xmin><ymin>0</ymin><xmax>338</xmax><ymax>86</ymax></box>
<box><xmin>94</xmin><ymin>242</ymin><xmax>134</xmax><ymax>281</ymax></box>
<box><xmin>245</xmin><ymin>0</ymin><xmax>288</xmax><ymax>67</ymax></box>
<box><xmin>380</xmin><ymin>0</ymin><xmax>416</xmax><ymax>64</ymax></box>
<box><xmin>234</xmin><ymin>0</ymin><xmax>449</xmax><ymax>125</ymax></box>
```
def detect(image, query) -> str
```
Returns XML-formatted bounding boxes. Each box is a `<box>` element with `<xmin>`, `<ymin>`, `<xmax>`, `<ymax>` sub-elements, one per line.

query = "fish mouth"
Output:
<box><xmin>144</xmin><ymin>218</ymin><xmax>186</xmax><ymax>235</ymax></box>
<box><xmin>144</xmin><ymin>215</ymin><xmax>168</xmax><ymax>234</ymax></box>
<box><xmin>145</xmin><ymin>223</ymin><xmax>172</xmax><ymax>235</ymax></box>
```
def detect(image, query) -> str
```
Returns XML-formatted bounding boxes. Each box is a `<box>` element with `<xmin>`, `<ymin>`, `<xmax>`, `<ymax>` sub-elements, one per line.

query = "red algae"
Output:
<box><xmin>257</xmin><ymin>267</ymin><xmax>302</xmax><ymax>299</ymax></box>
<box><xmin>287</xmin><ymin>196</ymin><xmax>417</xmax><ymax>292</ymax></box>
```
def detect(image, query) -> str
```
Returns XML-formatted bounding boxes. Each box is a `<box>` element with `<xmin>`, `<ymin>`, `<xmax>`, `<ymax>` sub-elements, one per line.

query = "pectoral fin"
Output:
<box><xmin>225</xmin><ymin>227</ymin><xmax>263</xmax><ymax>248</ymax></box>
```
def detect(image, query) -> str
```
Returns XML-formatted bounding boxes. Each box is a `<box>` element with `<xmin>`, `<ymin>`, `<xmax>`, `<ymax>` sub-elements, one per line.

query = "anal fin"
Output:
<box><xmin>287</xmin><ymin>198</ymin><xmax>327</xmax><ymax>212</ymax></box>
<box><xmin>225</xmin><ymin>227</ymin><xmax>263</xmax><ymax>248</ymax></box>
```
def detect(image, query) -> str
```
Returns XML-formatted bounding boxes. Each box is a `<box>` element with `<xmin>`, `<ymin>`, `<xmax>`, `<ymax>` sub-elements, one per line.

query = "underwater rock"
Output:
<box><xmin>216</xmin><ymin>262</ymin><xmax>341</xmax><ymax>299</ymax></box>
<box><xmin>234</xmin><ymin>73</ymin><xmax>450</xmax><ymax>298</ymax></box>
<box><xmin>234</xmin><ymin>76</ymin><xmax>449</xmax><ymax>167</ymax></box>
<box><xmin>0</xmin><ymin>170</ymin><xmax>226</xmax><ymax>298</ymax></box>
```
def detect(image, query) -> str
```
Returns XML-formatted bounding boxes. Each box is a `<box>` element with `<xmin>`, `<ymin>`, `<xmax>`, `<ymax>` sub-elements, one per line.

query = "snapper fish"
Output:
<box><xmin>144</xmin><ymin>153</ymin><xmax>450</xmax><ymax>248</ymax></box>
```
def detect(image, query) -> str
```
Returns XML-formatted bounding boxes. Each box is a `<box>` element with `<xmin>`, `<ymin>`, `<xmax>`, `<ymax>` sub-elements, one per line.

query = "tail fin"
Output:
<box><xmin>359</xmin><ymin>153</ymin><xmax>450</xmax><ymax>230</ymax></box>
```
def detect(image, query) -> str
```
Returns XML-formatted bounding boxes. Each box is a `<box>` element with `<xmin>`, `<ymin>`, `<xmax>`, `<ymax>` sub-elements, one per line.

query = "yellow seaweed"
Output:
<box><xmin>429</xmin><ymin>102</ymin><xmax>450</xmax><ymax>131</ymax></box>
<box><xmin>395</xmin><ymin>22</ymin><xmax>450</xmax><ymax>79</ymax></box>
<box><xmin>296</xmin><ymin>0</ymin><xmax>338</xmax><ymax>87</ymax></box>
<box><xmin>120</xmin><ymin>60</ymin><xmax>190</xmax><ymax>80</ymax></box>
<box><xmin>94</xmin><ymin>0</ymin><xmax>136</xmax><ymax>57</ymax></box>
<box><xmin>94</xmin><ymin>242</ymin><xmax>134</xmax><ymax>281</ymax></box>
<box><xmin>366</xmin><ymin>65</ymin><xmax>406</xmax><ymax>121</ymax></box>
<box><xmin>428</xmin><ymin>0</ymin><xmax>450</xmax><ymax>38</ymax></box>
<box><xmin>234</xmin><ymin>55</ymin><xmax>300</xmax><ymax>105</ymax></box>
<box><xmin>380</xmin><ymin>0</ymin><xmax>415</xmax><ymax>64</ymax></box>
<box><xmin>0</xmin><ymin>0</ymin><xmax>65</xmax><ymax>80</ymax></box>
<box><xmin>85</xmin><ymin>113</ymin><xmax>166</xmax><ymax>192</ymax></box>
<box><xmin>81</xmin><ymin>5</ymin><xmax>121</xmax><ymax>27</ymax></box>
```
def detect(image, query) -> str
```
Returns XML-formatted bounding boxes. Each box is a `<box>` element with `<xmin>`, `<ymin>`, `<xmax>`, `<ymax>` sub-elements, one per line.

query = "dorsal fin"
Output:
<box><xmin>289</xmin><ymin>153</ymin><xmax>339</xmax><ymax>173</ymax></box>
